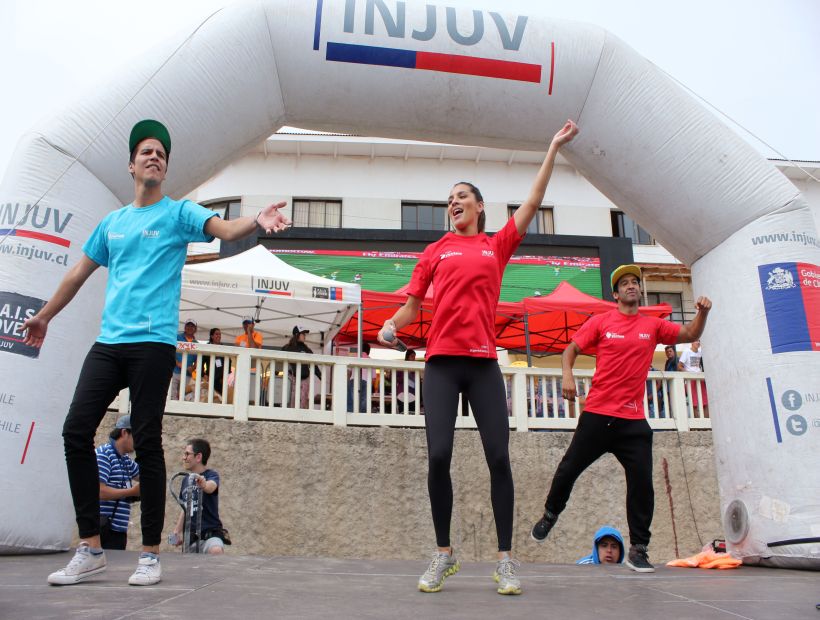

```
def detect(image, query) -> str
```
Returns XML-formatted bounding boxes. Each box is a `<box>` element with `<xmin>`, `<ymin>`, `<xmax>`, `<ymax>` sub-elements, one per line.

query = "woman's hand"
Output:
<box><xmin>551</xmin><ymin>119</ymin><xmax>579</xmax><ymax>149</ymax></box>
<box><xmin>377</xmin><ymin>319</ymin><xmax>398</xmax><ymax>348</ymax></box>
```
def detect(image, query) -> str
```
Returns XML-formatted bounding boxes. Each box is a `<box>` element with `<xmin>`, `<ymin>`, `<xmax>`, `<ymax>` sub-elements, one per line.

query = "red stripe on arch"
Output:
<box><xmin>548</xmin><ymin>41</ymin><xmax>555</xmax><ymax>95</ymax></box>
<box><xmin>21</xmin><ymin>422</ymin><xmax>35</xmax><ymax>464</ymax></box>
<box><xmin>797</xmin><ymin>262</ymin><xmax>820</xmax><ymax>350</ymax></box>
<box><xmin>416</xmin><ymin>51</ymin><xmax>541</xmax><ymax>83</ymax></box>
<box><xmin>16</xmin><ymin>230</ymin><xmax>71</xmax><ymax>248</ymax></box>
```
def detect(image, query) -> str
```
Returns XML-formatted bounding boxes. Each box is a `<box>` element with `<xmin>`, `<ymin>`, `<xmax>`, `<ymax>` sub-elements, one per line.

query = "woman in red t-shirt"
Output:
<box><xmin>378</xmin><ymin>120</ymin><xmax>579</xmax><ymax>596</ymax></box>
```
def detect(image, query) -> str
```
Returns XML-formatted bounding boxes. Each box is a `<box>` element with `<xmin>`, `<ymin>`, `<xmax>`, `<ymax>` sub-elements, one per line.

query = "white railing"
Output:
<box><xmin>116</xmin><ymin>344</ymin><xmax>712</xmax><ymax>431</ymax></box>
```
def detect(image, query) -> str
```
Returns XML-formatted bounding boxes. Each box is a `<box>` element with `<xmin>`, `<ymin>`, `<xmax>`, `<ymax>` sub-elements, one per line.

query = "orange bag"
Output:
<box><xmin>666</xmin><ymin>544</ymin><xmax>742</xmax><ymax>569</ymax></box>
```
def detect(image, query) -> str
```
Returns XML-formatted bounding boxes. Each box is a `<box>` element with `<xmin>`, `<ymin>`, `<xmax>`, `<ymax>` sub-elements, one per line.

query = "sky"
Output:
<box><xmin>1</xmin><ymin>0</ymin><xmax>818</xmax><ymax>178</ymax></box>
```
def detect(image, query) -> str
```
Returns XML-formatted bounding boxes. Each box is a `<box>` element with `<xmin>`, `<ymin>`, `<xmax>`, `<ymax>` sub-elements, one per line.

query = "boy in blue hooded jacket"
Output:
<box><xmin>577</xmin><ymin>526</ymin><xmax>625</xmax><ymax>564</ymax></box>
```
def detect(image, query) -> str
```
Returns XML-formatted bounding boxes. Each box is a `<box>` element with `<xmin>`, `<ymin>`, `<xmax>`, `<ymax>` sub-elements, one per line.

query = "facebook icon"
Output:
<box><xmin>781</xmin><ymin>390</ymin><xmax>803</xmax><ymax>411</ymax></box>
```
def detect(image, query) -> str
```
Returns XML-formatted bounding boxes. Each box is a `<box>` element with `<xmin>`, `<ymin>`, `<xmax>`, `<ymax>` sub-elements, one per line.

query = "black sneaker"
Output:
<box><xmin>530</xmin><ymin>511</ymin><xmax>558</xmax><ymax>543</ymax></box>
<box><xmin>625</xmin><ymin>544</ymin><xmax>655</xmax><ymax>573</ymax></box>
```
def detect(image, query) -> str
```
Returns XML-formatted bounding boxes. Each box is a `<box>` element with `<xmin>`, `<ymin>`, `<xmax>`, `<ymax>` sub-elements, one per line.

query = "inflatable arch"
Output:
<box><xmin>1</xmin><ymin>0</ymin><xmax>817</xmax><ymax>567</ymax></box>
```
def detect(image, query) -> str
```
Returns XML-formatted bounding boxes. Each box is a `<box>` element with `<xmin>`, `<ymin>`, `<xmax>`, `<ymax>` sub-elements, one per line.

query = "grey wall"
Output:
<box><xmin>96</xmin><ymin>413</ymin><xmax>722</xmax><ymax>564</ymax></box>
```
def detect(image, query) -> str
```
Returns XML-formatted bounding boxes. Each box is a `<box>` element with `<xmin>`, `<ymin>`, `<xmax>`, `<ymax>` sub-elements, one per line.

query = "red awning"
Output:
<box><xmin>334</xmin><ymin>289</ymin><xmax>524</xmax><ymax>350</ymax></box>
<box><xmin>495</xmin><ymin>282</ymin><xmax>672</xmax><ymax>353</ymax></box>
<box><xmin>336</xmin><ymin>281</ymin><xmax>671</xmax><ymax>354</ymax></box>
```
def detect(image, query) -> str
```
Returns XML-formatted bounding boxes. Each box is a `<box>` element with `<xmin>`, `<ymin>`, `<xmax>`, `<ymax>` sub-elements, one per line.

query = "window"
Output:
<box><xmin>402</xmin><ymin>202</ymin><xmax>449</xmax><ymax>231</ymax></box>
<box><xmin>647</xmin><ymin>292</ymin><xmax>686</xmax><ymax>323</ymax></box>
<box><xmin>611</xmin><ymin>211</ymin><xmax>654</xmax><ymax>245</ymax></box>
<box><xmin>507</xmin><ymin>205</ymin><xmax>554</xmax><ymax>235</ymax></box>
<box><xmin>190</xmin><ymin>199</ymin><xmax>240</xmax><ymax>256</ymax></box>
<box><xmin>293</xmin><ymin>199</ymin><xmax>342</xmax><ymax>228</ymax></box>
<box><xmin>201</xmin><ymin>199</ymin><xmax>240</xmax><ymax>220</ymax></box>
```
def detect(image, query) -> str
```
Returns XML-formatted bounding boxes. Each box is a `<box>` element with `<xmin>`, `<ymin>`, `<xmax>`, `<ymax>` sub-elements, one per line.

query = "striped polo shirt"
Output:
<box><xmin>96</xmin><ymin>440</ymin><xmax>139</xmax><ymax>533</ymax></box>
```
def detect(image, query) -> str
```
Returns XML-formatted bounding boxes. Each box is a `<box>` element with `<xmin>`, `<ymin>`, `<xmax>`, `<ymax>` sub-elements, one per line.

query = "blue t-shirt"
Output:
<box><xmin>96</xmin><ymin>441</ymin><xmax>140</xmax><ymax>533</ymax></box>
<box><xmin>83</xmin><ymin>196</ymin><xmax>217</xmax><ymax>345</ymax></box>
<box><xmin>180</xmin><ymin>469</ymin><xmax>223</xmax><ymax>534</ymax></box>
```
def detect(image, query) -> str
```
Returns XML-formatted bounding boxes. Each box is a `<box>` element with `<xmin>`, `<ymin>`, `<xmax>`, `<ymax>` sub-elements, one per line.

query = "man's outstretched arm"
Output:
<box><xmin>205</xmin><ymin>201</ymin><xmax>291</xmax><ymax>241</ymax></box>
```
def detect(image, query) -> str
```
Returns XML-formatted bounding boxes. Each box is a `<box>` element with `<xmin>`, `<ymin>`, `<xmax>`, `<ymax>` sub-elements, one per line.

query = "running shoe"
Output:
<box><xmin>418</xmin><ymin>550</ymin><xmax>460</xmax><ymax>592</ymax></box>
<box><xmin>493</xmin><ymin>556</ymin><xmax>522</xmax><ymax>595</ymax></box>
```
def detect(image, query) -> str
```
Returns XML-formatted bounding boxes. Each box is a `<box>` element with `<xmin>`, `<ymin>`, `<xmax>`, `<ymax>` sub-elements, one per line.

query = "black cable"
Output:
<box><xmin>674</xmin><ymin>423</ymin><xmax>705</xmax><ymax>548</ymax></box>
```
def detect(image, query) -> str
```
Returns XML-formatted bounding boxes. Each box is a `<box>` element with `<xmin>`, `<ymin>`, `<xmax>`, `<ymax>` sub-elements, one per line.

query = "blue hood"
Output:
<box><xmin>576</xmin><ymin>526</ymin><xmax>625</xmax><ymax>564</ymax></box>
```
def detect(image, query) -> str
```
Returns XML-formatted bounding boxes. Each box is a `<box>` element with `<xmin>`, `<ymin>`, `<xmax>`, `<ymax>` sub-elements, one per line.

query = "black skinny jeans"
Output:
<box><xmin>544</xmin><ymin>411</ymin><xmax>654</xmax><ymax>546</ymax></box>
<box><xmin>423</xmin><ymin>356</ymin><xmax>514</xmax><ymax>551</ymax></box>
<box><xmin>63</xmin><ymin>342</ymin><xmax>175</xmax><ymax>546</ymax></box>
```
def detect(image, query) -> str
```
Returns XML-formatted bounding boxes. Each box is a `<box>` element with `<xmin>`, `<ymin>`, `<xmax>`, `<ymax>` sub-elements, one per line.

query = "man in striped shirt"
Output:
<box><xmin>96</xmin><ymin>415</ymin><xmax>140</xmax><ymax>550</ymax></box>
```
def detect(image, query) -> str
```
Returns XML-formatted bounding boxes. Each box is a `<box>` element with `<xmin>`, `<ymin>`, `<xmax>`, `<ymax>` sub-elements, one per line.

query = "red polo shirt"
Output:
<box><xmin>574</xmin><ymin>309</ymin><xmax>680</xmax><ymax>419</ymax></box>
<box><xmin>407</xmin><ymin>218</ymin><xmax>523</xmax><ymax>359</ymax></box>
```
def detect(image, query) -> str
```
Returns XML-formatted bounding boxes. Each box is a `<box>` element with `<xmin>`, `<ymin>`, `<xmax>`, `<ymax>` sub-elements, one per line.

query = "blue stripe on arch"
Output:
<box><xmin>765</xmin><ymin>377</ymin><xmax>782</xmax><ymax>444</ymax></box>
<box><xmin>313</xmin><ymin>0</ymin><xmax>323</xmax><ymax>51</ymax></box>
<box><xmin>327</xmin><ymin>42</ymin><xmax>416</xmax><ymax>68</ymax></box>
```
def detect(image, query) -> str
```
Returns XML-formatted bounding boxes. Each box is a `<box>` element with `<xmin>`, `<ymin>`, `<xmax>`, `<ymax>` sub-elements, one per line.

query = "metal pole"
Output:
<box><xmin>357</xmin><ymin>303</ymin><xmax>363</xmax><ymax>358</ymax></box>
<box><xmin>523</xmin><ymin>312</ymin><xmax>532</xmax><ymax>367</ymax></box>
<box><xmin>194</xmin><ymin>480</ymin><xmax>203</xmax><ymax>554</ymax></box>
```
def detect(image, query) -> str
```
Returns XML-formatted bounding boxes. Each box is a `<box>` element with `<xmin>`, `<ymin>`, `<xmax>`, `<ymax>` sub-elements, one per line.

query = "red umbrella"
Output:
<box><xmin>336</xmin><ymin>288</ymin><xmax>525</xmax><ymax>351</ymax></box>
<box><xmin>334</xmin><ymin>289</ymin><xmax>434</xmax><ymax>349</ymax></box>
<box><xmin>495</xmin><ymin>282</ymin><xmax>672</xmax><ymax>354</ymax></box>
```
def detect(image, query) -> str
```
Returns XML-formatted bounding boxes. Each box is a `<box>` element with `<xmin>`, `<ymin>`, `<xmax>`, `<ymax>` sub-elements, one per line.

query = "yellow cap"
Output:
<box><xmin>610</xmin><ymin>264</ymin><xmax>642</xmax><ymax>290</ymax></box>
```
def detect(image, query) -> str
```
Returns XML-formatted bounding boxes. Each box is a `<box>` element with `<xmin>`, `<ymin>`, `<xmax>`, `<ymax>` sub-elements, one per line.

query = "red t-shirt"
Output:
<box><xmin>573</xmin><ymin>309</ymin><xmax>681</xmax><ymax>419</ymax></box>
<box><xmin>407</xmin><ymin>218</ymin><xmax>524</xmax><ymax>359</ymax></box>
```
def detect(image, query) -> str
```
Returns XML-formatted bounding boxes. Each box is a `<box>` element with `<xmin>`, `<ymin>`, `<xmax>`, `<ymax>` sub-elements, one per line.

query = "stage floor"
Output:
<box><xmin>0</xmin><ymin>551</ymin><xmax>816</xmax><ymax>619</ymax></box>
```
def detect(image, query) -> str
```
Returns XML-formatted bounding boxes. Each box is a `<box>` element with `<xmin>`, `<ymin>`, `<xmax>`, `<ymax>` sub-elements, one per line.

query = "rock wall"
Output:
<box><xmin>95</xmin><ymin>413</ymin><xmax>722</xmax><ymax>563</ymax></box>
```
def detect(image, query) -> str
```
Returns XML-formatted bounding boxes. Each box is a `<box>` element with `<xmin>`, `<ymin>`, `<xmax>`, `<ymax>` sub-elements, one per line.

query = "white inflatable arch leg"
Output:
<box><xmin>1</xmin><ymin>1</ymin><xmax>817</xmax><ymax>566</ymax></box>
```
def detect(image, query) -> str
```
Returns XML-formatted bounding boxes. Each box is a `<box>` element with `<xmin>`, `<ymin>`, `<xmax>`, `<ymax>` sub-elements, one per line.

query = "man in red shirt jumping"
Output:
<box><xmin>530</xmin><ymin>264</ymin><xmax>711</xmax><ymax>572</ymax></box>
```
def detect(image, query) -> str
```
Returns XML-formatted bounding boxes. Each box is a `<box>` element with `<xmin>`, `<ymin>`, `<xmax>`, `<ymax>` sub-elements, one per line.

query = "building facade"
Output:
<box><xmin>186</xmin><ymin>131</ymin><xmax>820</xmax><ymax>338</ymax></box>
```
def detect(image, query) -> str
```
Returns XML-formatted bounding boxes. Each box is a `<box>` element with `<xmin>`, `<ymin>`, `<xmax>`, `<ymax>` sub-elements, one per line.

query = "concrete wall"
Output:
<box><xmin>98</xmin><ymin>413</ymin><xmax>722</xmax><ymax>564</ymax></box>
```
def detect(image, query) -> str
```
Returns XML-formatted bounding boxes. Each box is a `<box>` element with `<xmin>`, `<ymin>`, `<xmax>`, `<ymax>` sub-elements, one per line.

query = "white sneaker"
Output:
<box><xmin>128</xmin><ymin>554</ymin><xmax>162</xmax><ymax>586</ymax></box>
<box><xmin>47</xmin><ymin>543</ymin><xmax>106</xmax><ymax>585</ymax></box>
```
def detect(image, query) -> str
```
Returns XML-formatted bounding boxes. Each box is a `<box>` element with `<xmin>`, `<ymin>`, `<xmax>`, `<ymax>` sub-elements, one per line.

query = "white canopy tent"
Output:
<box><xmin>180</xmin><ymin>245</ymin><xmax>361</xmax><ymax>351</ymax></box>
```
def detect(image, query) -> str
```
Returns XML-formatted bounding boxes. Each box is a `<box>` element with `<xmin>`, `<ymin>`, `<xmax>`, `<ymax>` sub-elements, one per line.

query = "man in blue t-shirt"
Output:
<box><xmin>96</xmin><ymin>415</ymin><xmax>140</xmax><ymax>550</ymax></box>
<box><xmin>24</xmin><ymin>119</ymin><xmax>290</xmax><ymax>587</ymax></box>
<box><xmin>172</xmin><ymin>438</ymin><xmax>227</xmax><ymax>554</ymax></box>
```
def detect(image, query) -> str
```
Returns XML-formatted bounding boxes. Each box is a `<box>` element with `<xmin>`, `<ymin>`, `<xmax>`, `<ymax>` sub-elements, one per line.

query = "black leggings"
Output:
<box><xmin>64</xmin><ymin>342</ymin><xmax>175</xmax><ymax>546</ymax></box>
<box><xmin>544</xmin><ymin>411</ymin><xmax>654</xmax><ymax>546</ymax></box>
<box><xmin>423</xmin><ymin>357</ymin><xmax>514</xmax><ymax>551</ymax></box>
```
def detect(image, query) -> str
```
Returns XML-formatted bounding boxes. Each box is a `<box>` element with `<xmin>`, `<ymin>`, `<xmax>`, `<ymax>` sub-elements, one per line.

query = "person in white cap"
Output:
<box><xmin>24</xmin><ymin>119</ymin><xmax>290</xmax><ymax>587</ymax></box>
<box><xmin>530</xmin><ymin>264</ymin><xmax>712</xmax><ymax>573</ymax></box>
<box><xmin>170</xmin><ymin>318</ymin><xmax>198</xmax><ymax>400</ymax></box>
